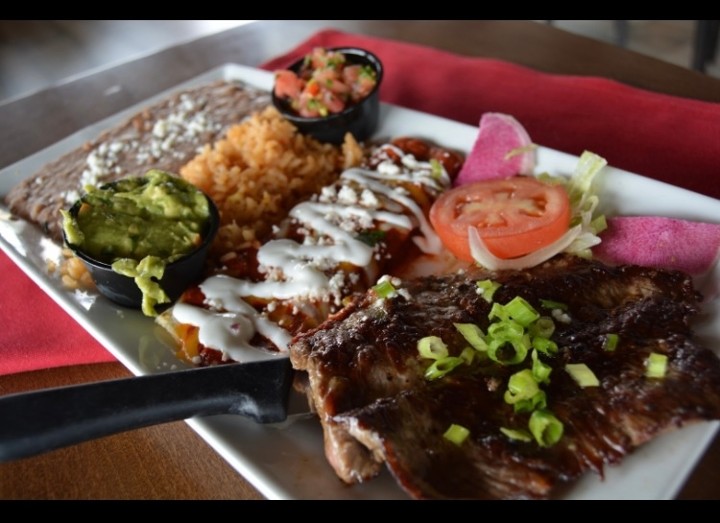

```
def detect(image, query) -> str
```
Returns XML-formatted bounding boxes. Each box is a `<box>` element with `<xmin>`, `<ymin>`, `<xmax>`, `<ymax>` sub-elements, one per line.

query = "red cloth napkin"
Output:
<box><xmin>263</xmin><ymin>29</ymin><xmax>720</xmax><ymax>201</ymax></box>
<box><xmin>0</xmin><ymin>253</ymin><xmax>117</xmax><ymax>375</ymax></box>
<box><xmin>2</xmin><ymin>28</ymin><xmax>720</xmax><ymax>376</ymax></box>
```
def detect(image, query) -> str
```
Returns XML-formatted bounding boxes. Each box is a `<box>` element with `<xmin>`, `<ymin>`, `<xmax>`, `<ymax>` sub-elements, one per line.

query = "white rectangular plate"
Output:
<box><xmin>1</xmin><ymin>64</ymin><xmax>718</xmax><ymax>500</ymax></box>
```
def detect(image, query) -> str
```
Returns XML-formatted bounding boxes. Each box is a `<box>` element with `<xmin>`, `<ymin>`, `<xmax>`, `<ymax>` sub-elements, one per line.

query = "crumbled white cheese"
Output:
<box><xmin>74</xmin><ymin>95</ymin><xmax>218</xmax><ymax>195</ymax></box>
<box><xmin>360</xmin><ymin>189</ymin><xmax>380</xmax><ymax>208</ymax></box>
<box><xmin>552</xmin><ymin>309</ymin><xmax>572</xmax><ymax>324</ymax></box>
<box><xmin>319</xmin><ymin>185</ymin><xmax>337</xmax><ymax>203</ymax></box>
<box><xmin>377</xmin><ymin>160</ymin><xmax>401</xmax><ymax>176</ymax></box>
<box><xmin>337</xmin><ymin>185</ymin><xmax>358</xmax><ymax>205</ymax></box>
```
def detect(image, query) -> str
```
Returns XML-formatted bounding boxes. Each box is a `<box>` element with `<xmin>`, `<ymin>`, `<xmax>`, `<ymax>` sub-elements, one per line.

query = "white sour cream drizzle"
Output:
<box><xmin>172</xmin><ymin>145</ymin><xmax>449</xmax><ymax>362</ymax></box>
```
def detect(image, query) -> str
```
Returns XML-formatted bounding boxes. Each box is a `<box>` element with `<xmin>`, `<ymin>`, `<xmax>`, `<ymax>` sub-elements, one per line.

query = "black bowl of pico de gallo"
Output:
<box><xmin>271</xmin><ymin>46</ymin><xmax>383</xmax><ymax>144</ymax></box>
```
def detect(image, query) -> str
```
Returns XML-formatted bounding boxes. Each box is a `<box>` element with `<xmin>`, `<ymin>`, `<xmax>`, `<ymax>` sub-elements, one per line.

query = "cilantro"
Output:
<box><xmin>356</xmin><ymin>230</ymin><xmax>387</xmax><ymax>246</ymax></box>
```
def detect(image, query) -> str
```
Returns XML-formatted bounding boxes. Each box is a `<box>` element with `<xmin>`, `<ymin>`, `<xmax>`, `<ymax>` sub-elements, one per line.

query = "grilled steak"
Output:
<box><xmin>289</xmin><ymin>254</ymin><xmax>720</xmax><ymax>499</ymax></box>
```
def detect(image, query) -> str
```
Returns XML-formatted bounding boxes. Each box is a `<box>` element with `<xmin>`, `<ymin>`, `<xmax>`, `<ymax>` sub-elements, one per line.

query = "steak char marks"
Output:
<box><xmin>289</xmin><ymin>255</ymin><xmax>720</xmax><ymax>499</ymax></box>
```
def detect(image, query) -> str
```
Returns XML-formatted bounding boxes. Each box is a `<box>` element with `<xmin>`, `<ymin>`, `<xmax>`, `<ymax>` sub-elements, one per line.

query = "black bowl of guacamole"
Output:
<box><xmin>61</xmin><ymin>169</ymin><xmax>220</xmax><ymax>316</ymax></box>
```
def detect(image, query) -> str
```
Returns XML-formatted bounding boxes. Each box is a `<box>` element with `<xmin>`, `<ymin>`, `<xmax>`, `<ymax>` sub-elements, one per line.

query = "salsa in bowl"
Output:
<box><xmin>271</xmin><ymin>47</ymin><xmax>383</xmax><ymax>144</ymax></box>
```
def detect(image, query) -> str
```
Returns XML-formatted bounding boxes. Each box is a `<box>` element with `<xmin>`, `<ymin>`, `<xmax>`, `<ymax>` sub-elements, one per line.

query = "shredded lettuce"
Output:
<box><xmin>467</xmin><ymin>151</ymin><xmax>608</xmax><ymax>271</ymax></box>
<box><xmin>562</xmin><ymin>151</ymin><xmax>608</xmax><ymax>258</ymax></box>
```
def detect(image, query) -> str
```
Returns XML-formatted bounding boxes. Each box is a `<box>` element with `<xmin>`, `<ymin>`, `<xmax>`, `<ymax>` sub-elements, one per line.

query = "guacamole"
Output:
<box><xmin>61</xmin><ymin>169</ymin><xmax>211</xmax><ymax>316</ymax></box>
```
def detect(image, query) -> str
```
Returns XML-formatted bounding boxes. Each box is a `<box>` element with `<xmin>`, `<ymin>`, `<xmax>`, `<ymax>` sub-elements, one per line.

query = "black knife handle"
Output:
<box><xmin>0</xmin><ymin>357</ymin><xmax>292</xmax><ymax>462</ymax></box>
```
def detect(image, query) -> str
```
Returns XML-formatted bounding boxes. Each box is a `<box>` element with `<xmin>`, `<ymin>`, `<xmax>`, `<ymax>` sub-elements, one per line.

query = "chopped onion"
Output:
<box><xmin>469</xmin><ymin>225</ymin><xmax>582</xmax><ymax>271</ymax></box>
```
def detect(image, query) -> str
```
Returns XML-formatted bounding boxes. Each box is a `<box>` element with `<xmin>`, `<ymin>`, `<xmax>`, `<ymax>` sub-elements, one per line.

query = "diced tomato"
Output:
<box><xmin>297</xmin><ymin>91</ymin><xmax>323</xmax><ymax>117</ymax></box>
<box><xmin>305</xmin><ymin>79</ymin><xmax>321</xmax><ymax>96</ymax></box>
<box><xmin>353</xmin><ymin>72</ymin><xmax>377</xmax><ymax>101</ymax></box>
<box><xmin>312</xmin><ymin>69</ymin><xmax>349</xmax><ymax>95</ymax></box>
<box><xmin>429</xmin><ymin>177</ymin><xmax>571</xmax><ymax>261</ymax></box>
<box><xmin>322</xmin><ymin>90</ymin><xmax>346</xmax><ymax>114</ymax></box>
<box><xmin>274</xmin><ymin>70</ymin><xmax>303</xmax><ymax>99</ymax></box>
<box><xmin>342</xmin><ymin>65</ymin><xmax>361</xmax><ymax>85</ymax></box>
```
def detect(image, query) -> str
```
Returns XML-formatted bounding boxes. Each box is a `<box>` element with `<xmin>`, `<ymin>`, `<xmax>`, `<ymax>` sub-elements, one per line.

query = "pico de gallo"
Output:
<box><xmin>274</xmin><ymin>47</ymin><xmax>378</xmax><ymax>118</ymax></box>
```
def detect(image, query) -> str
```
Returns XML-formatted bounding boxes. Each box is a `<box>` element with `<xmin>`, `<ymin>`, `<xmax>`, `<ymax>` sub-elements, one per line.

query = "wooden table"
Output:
<box><xmin>1</xmin><ymin>20</ymin><xmax>719</xmax><ymax>500</ymax></box>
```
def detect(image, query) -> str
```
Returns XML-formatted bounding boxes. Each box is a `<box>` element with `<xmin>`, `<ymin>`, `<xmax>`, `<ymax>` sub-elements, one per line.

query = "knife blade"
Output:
<box><xmin>0</xmin><ymin>357</ymin><xmax>293</xmax><ymax>462</ymax></box>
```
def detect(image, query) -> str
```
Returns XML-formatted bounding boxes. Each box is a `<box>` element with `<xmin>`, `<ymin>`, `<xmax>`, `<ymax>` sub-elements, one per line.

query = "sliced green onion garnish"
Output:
<box><xmin>459</xmin><ymin>346</ymin><xmax>476</xmax><ymax>365</ymax></box>
<box><xmin>488</xmin><ymin>302</ymin><xmax>510</xmax><ymax>322</ymax></box>
<box><xmin>500</xmin><ymin>427</ymin><xmax>532</xmax><ymax>442</ymax></box>
<box><xmin>540</xmin><ymin>299</ymin><xmax>568</xmax><ymax>311</ymax></box>
<box><xmin>603</xmin><ymin>333</ymin><xmax>619</xmax><ymax>352</ymax></box>
<box><xmin>529</xmin><ymin>409</ymin><xmax>564</xmax><ymax>447</ymax></box>
<box><xmin>529</xmin><ymin>316</ymin><xmax>556</xmax><ymax>339</ymax></box>
<box><xmin>503</xmin><ymin>296</ymin><xmax>540</xmax><ymax>327</ymax></box>
<box><xmin>488</xmin><ymin>337</ymin><xmax>529</xmax><ymax>365</ymax></box>
<box><xmin>514</xmin><ymin>390</ymin><xmax>547</xmax><ymax>414</ymax></box>
<box><xmin>504</xmin><ymin>369</ymin><xmax>539</xmax><ymax>405</ymax></box>
<box><xmin>425</xmin><ymin>356</ymin><xmax>463</xmax><ymax>380</ymax></box>
<box><xmin>429</xmin><ymin>158</ymin><xmax>443</xmax><ymax>179</ymax></box>
<box><xmin>532</xmin><ymin>336</ymin><xmax>558</xmax><ymax>356</ymax></box>
<box><xmin>646</xmin><ymin>352</ymin><xmax>668</xmax><ymax>379</ymax></box>
<box><xmin>487</xmin><ymin>320</ymin><xmax>524</xmax><ymax>342</ymax></box>
<box><xmin>565</xmin><ymin>363</ymin><xmax>600</xmax><ymax>387</ymax></box>
<box><xmin>531</xmin><ymin>350</ymin><xmax>552</xmax><ymax>384</ymax></box>
<box><xmin>372</xmin><ymin>279</ymin><xmax>396</xmax><ymax>299</ymax></box>
<box><xmin>454</xmin><ymin>323</ymin><xmax>488</xmax><ymax>352</ymax></box>
<box><xmin>417</xmin><ymin>336</ymin><xmax>448</xmax><ymax>360</ymax></box>
<box><xmin>476</xmin><ymin>279</ymin><xmax>501</xmax><ymax>303</ymax></box>
<box><xmin>443</xmin><ymin>423</ymin><xmax>470</xmax><ymax>446</ymax></box>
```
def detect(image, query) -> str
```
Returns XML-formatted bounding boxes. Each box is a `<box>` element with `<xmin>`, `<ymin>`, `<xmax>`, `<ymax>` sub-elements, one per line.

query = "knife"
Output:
<box><xmin>0</xmin><ymin>357</ymin><xmax>294</xmax><ymax>462</ymax></box>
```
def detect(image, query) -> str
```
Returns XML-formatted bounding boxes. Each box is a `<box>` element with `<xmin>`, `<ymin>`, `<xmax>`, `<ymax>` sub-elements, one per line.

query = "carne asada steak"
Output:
<box><xmin>289</xmin><ymin>254</ymin><xmax>720</xmax><ymax>499</ymax></box>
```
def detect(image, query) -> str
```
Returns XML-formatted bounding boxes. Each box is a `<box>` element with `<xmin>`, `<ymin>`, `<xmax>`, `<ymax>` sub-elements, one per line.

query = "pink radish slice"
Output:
<box><xmin>593</xmin><ymin>217</ymin><xmax>720</xmax><ymax>275</ymax></box>
<box><xmin>454</xmin><ymin>113</ymin><xmax>536</xmax><ymax>187</ymax></box>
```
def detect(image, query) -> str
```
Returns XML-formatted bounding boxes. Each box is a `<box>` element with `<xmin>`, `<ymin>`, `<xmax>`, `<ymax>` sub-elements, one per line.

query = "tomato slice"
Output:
<box><xmin>429</xmin><ymin>177</ymin><xmax>571</xmax><ymax>261</ymax></box>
